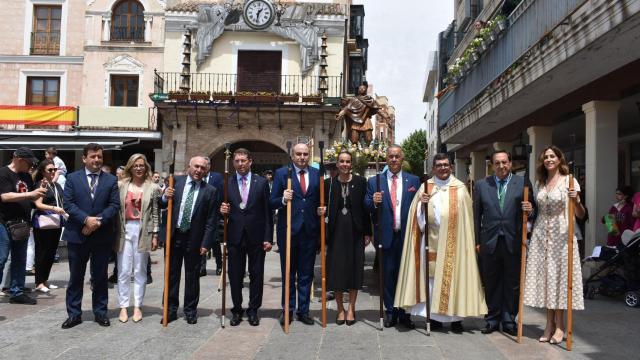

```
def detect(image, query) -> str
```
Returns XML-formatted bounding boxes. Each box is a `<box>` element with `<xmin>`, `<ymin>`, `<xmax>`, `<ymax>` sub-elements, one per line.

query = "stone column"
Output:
<box><xmin>102</xmin><ymin>14</ymin><xmax>111</xmax><ymax>42</ymax></box>
<box><xmin>153</xmin><ymin>148</ymin><xmax>164</xmax><ymax>174</ymax></box>
<box><xmin>470</xmin><ymin>151</ymin><xmax>486</xmax><ymax>181</ymax></box>
<box><xmin>144</xmin><ymin>15</ymin><xmax>153</xmax><ymax>42</ymax></box>
<box><xmin>582</xmin><ymin>100</ymin><xmax>620</xmax><ymax>254</ymax></box>
<box><xmin>454</xmin><ymin>153</ymin><xmax>469</xmax><ymax>184</ymax></box>
<box><xmin>526</xmin><ymin>126</ymin><xmax>553</xmax><ymax>185</ymax></box>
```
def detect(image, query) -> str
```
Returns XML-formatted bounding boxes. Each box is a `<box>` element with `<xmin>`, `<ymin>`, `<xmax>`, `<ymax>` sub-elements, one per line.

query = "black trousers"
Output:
<box><xmin>66</xmin><ymin>240</ymin><xmax>111</xmax><ymax>318</ymax></box>
<box><xmin>200</xmin><ymin>242</ymin><xmax>222</xmax><ymax>272</ymax></box>
<box><xmin>168</xmin><ymin>232</ymin><xmax>202</xmax><ymax>317</ymax></box>
<box><xmin>34</xmin><ymin>228</ymin><xmax>61</xmax><ymax>285</ymax></box>
<box><xmin>481</xmin><ymin>236</ymin><xmax>520</xmax><ymax>328</ymax></box>
<box><xmin>228</xmin><ymin>233</ymin><xmax>266</xmax><ymax>315</ymax></box>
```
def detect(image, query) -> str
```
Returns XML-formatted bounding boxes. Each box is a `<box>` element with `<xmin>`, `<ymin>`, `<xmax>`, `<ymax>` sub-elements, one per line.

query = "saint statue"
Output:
<box><xmin>335</xmin><ymin>84</ymin><xmax>379</xmax><ymax>146</ymax></box>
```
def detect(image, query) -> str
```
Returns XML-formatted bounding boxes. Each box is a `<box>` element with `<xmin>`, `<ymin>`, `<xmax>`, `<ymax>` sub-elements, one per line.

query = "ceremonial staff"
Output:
<box><xmin>162</xmin><ymin>140</ymin><xmax>177</xmax><ymax>327</ymax></box>
<box><xmin>284</xmin><ymin>141</ymin><xmax>293</xmax><ymax>333</ymax></box>
<box><xmin>566</xmin><ymin>139</ymin><xmax>577</xmax><ymax>351</ymax></box>
<box><xmin>422</xmin><ymin>147</ymin><xmax>432</xmax><ymax>335</ymax></box>
<box><xmin>517</xmin><ymin>144</ymin><xmax>532</xmax><ymax>343</ymax></box>
<box><xmin>376</xmin><ymin>132</ymin><xmax>384</xmax><ymax>331</ymax></box>
<box><xmin>319</xmin><ymin>141</ymin><xmax>327</xmax><ymax>328</ymax></box>
<box><xmin>220</xmin><ymin>143</ymin><xmax>231</xmax><ymax>328</ymax></box>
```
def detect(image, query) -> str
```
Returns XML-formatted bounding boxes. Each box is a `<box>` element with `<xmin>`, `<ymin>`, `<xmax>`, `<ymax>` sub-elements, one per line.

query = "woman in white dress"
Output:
<box><xmin>523</xmin><ymin>146</ymin><xmax>585</xmax><ymax>345</ymax></box>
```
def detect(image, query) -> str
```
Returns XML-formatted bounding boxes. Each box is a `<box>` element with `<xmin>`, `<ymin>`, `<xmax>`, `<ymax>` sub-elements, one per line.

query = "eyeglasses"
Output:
<box><xmin>46</xmin><ymin>168</ymin><xmax>58</xmax><ymax>173</ymax></box>
<box><xmin>132</xmin><ymin>165</ymin><xmax>146</xmax><ymax>169</ymax></box>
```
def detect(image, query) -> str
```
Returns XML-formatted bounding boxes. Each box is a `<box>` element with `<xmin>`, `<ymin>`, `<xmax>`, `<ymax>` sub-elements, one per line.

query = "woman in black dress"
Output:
<box><xmin>323</xmin><ymin>150</ymin><xmax>372</xmax><ymax>325</ymax></box>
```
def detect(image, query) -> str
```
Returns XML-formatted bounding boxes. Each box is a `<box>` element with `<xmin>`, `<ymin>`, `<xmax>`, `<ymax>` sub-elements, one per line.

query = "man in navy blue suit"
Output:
<box><xmin>220</xmin><ymin>148</ymin><xmax>272</xmax><ymax>326</ymax></box>
<box><xmin>61</xmin><ymin>143</ymin><xmax>120</xmax><ymax>329</ymax></box>
<box><xmin>162</xmin><ymin>156</ymin><xmax>218</xmax><ymax>325</ymax></box>
<box><xmin>270</xmin><ymin>142</ymin><xmax>319</xmax><ymax>325</ymax></box>
<box><xmin>365</xmin><ymin>145</ymin><xmax>420</xmax><ymax>329</ymax></box>
<box><xmin>200</xmin><ymin>159</ymin><xmax>223</xmax><ymax>277</ymax></box>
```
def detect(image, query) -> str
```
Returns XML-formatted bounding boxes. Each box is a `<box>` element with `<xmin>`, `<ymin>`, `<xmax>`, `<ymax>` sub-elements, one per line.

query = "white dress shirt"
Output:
<box><xmin>84</xmin><ymin>168</ymin><xmax>101</xmax><ymax>199</ymax></box>
<box><xmin>387</xmin><ymin>170</ymin><xmax>403</xmax><ymax>231</ymax></box>
<box><xmin>176</xmin><ymin>175</ymin><xmax>200</xmax><ymax>225</ymax></box>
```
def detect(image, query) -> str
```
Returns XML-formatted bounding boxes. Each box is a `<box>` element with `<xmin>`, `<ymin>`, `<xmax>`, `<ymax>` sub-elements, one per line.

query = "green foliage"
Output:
<box><xmin>401</xmin><ymin>129</ymin><xmax>427</xmax><ymax>176</ymax></box>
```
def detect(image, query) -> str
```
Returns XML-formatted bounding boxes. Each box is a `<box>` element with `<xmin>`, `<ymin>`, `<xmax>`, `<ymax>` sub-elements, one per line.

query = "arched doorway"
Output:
<box><xmin>209</xmin><ymin>140</ymin><xmax>289</xmax><ymax>175</ymax></box>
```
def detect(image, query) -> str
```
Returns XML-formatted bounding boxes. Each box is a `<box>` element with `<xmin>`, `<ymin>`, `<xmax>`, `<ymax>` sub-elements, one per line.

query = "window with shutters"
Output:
<box><xmin>110</xmin><ymin>75</ymin><xmax>139</xmax><ymax>106</ymax></box>
<box><xmin>26</xmin><ymin>77</ymin><xmax>60</xmax><ymax>106</ymax></box>
<box><xmin>237</xmin><ymin>51</ymin><xmax>282</xmax><ymax>93</ymax></box>
<box><xmin>31</xmin><ymin>5</ymin><xmax>61</xmax><ymax>55</ymax></box>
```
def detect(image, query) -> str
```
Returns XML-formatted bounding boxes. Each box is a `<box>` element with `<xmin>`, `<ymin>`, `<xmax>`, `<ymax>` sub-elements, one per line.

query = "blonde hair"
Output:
<box><xmin>122</xmin><ymin>153</ymin><xmax>153</xmax><ymax>182</ymax></box>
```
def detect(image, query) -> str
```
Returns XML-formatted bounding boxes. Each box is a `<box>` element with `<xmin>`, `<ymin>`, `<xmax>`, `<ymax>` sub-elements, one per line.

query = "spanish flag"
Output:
<box><xmin>0</xmin><ymin>105</ymin><xmax>76</xmax><ymax>126</ymax></box>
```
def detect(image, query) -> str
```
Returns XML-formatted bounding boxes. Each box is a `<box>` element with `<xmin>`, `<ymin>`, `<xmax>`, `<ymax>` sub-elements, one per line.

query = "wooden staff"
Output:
<box><xmin>566</xmin><ymin>173</ymin><xmax>575</xmax><ymax>350</ymax></box>
<box><xmin>517</xmin><ymin>145</ymin><xmax>532</xmax><ymax>343</ymax></box>
<box><xmin>284</xmin><ymin>141</ymin><xmax>293</xmax><ymax>333</ymax></box>
<box><xmin>319</xmin><ymin>141</ymin><xmax>327</xmax><ymax>328</ymax></box>
<box><xmin>376</xmin><ymin>131</ymin><xmax>385</xmax><ymax>330</ymax></box>
<box><xmin>162</xmin><ymin>140</ymin><xmax>177</xmax><ymax>327</ymax></box>
<box><xmin>422</xmin><ymin>149</ymin><xmax>432</xmax><ymax>335</ymax></box>
<box><xmin>220</xmin><ymin>143</ymin><xmax>231</xmax><ymax>328</ymax></box>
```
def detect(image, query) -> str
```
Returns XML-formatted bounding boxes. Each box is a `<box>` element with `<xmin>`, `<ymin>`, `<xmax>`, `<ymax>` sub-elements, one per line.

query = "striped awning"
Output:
<box><xmin>0</xmin><ymin>105</ymin><xmax>76</xmax><ymax>126</ymax></box>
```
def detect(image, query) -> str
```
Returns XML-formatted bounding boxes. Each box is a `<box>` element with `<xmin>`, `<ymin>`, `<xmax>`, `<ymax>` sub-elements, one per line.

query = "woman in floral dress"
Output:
<box><xmin>523</xmin><ymin>146</ymin><xmax>585</xmax><ymax>345</ymax></box>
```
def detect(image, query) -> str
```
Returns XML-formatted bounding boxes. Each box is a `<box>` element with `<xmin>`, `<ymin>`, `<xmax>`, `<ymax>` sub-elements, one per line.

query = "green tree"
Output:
<box><xmin>401</xmin><ymin>129</ymin><xmax>427</xmax><ymax>176</ymax></box>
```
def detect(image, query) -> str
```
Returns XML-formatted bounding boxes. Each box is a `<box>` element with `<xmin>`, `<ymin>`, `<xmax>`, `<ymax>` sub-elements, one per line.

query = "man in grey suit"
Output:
<box><xmin>473</xmin><ymin>150</ymin><xmax>535</xmax><ymax>336</ymax></box>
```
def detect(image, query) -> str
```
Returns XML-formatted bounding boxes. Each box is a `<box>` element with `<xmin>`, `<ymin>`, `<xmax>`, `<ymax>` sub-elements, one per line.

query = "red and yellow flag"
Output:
<box><xmin>0</xmin><ymin>105</ymin><xmax>76</xmax><ymax>126</ymax></box>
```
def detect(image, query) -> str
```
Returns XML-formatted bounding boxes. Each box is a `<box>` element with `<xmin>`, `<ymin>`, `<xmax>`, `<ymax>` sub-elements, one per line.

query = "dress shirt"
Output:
<box><xmin>282</xmin><ymin>164</ymin><xmax>309</xmax><ymax>205</ymax></box>
<box><xmin>387</xmin><ymin>170</ymin><xmax>403</xmax><ymax>231</ymax></box>
<box><xmin>176</xmin><ymin>175</ymin><xmax>201</xmax><ymax>225</ymax></box>
<box><xmin>237</xmin><ymin>171</ymin><xmax>252</xmax><ymax>198</ymax></box>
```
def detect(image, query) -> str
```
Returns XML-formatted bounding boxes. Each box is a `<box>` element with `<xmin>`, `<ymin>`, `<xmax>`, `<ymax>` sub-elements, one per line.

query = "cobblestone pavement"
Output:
<box><xmin>1</xmin><ymin>246</ymin><xmax>639</xmax><ymax>359</ymax></box>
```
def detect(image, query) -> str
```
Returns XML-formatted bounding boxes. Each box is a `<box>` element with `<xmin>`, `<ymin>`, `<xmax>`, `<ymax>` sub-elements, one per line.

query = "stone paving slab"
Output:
<box><xmin>1</xmin><ymin>246</ymin><xmax>640</xmax><ymax>359</ymax></box>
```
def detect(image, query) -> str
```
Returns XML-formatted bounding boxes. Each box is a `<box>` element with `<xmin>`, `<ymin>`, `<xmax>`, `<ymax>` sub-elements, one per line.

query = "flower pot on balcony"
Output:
<box><xmin>489</xmin><ymin>32</ymin><xmax>497</xmax><ymax>42</ymax></box>
<box><xmin>480</xmin><ymin>40</ymin><xmax>488</xmax><ymax>52</ymax></box>
<box><xmin>256</xmin><ymin>95</ymin><xmax>278</xmax><ymax>103</ymax></box>
<box><xmin>169</xmin><ymin>93</ymin><xmax>189</xmax><ymax>101</ymax></box>
<box><xmin>279</xmin><ymin>95</ymin><xmax>299</xmax><ymax>103</ymax></box>
<box><xmin>301</xmin><ymin>96</ymin><xmax>322</xmax><ymax>104</ymax></box>
<box><xmin>190</xmin><ymin>93</ymin><xmax>210</xmax><ymax>102</ymax></box>
<box><xmin>235</xmin><ymin>95</ymin><xmax>256</xmax><ymax>102</ymax></box>
<box><xmin>471</xmin><ymin>51</ymin><xmax>480</xmax><ymax>63</ymax></box>
<box><xmin>212</xmin><ymin>94</ymin><xmax>234</xmax><ymax>102</ymax></box>
<box><xmin>497</xmin><ymin>19</ymin><xmax>507</xmax><ymax>32</ymax></box>
<box><xmin>463</xmin><ymin>62</ymin><xmax>472</xmax><ymax>72</ymax></box>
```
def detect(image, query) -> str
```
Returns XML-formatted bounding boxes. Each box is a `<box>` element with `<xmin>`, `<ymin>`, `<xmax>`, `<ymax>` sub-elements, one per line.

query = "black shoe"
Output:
<box><xmin>451</xmin><ymin>321</ymin><xmax>464</xmax><ymax>333</ymax></box>
<box><xmin>297</xmin><ymin>314</ymin><xmax>314</xmax><ymax>325</ymax></box>
<box><xmin>160</xmin><ymin>313</ymin><xmax>178</xmax><ymax>324</ymax></box>
<box><xmin>94</xmin><ymin>315</ymin><xmax>110</xmax><ymax>327</ymax></box>
<box><xmin>383</xmin><ymin>314</ymin><xmax>397</xmax><ymax>328</ymax></box>
<box><xmin>430</xmin><ymin>320</ymin><xmax>443</xmax><ymax>330</ymax></box>
<box><xmin>336</xmin><ymin>314</ymin><xmax>346</xmax><ymax>326</ymax></box>
<box><xmin>9</xmin><ymin>293</ymin><xmax>37</xmax><ymax>305</ymax></box>
<box><xmin>215</xmin><ymin>269</ymin><xmax>222</xmax><ymax>276</ymax></box>
<box><xmin>146</xmin><ymin>274</ymin><xmax>153</xmax><ymax>285</ymax></box>
<box><xmin>326</xmin><ymin>291</ymin><xmax>335</xmax><ymax>301</ymax></box>
<box><xmin>279</xmin><ymin>312</ymin><xmax>293</xmax><ymax>326</ymax></box>
<box><xmin>199</xmin><ymin>269</ymin><xmax>207</xmax><ymax>277</ymax></box>
<box><xmin>502</xmin><ymin>326</ymin><xmax>518</xmax><ymax>336</ymax></box>
<box><xmin>108</xmin><ymin>274</ymin><xmax>117</xmax><ymax>284</ymax></box>
<box><xmin>230</xmin><ymin>313</ymin><xmax>242</xmax><ymax>326</ymax></box>
<box><xmin>481</xmin><ymin>324</ymin><xmax>499</xmax><ymax>334</ymax></box>
<box><xmin>248</xmin><ymin>313</ymin><xmax>260</xmax><ymax>326</ymax></box>
<box><xmin>26</xmin><ymin>269</ymin><xmax>35</xmax><ymax>276</ymax></box>
<box><xmin>346</xmin><ymin>314</ymin><xmax>356</xmax><ymax>326</ymax></box>
<box><xmin>62</xmin><ymin>317</ymin><xmax>82</xmax><ymax>329</ymax></box>
<box><xmin>186</xmin><ymin>315</ymin><xmax>198</xmax><ymax>324</ymax></box>
<box><xmin>399</xmin><ymin>316</ymin><xmax>415</xmax><ymax>330</ymax></box>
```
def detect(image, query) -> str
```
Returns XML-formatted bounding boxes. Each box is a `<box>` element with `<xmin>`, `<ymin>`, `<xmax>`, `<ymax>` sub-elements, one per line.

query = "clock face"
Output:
<box><xmin>243</xmin><ymin>0</ymin><xmax>275</xmax><ymax>30</ymax></box>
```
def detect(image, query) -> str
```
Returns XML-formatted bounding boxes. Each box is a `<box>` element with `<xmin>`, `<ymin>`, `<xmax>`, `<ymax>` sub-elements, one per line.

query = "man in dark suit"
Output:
<box><xmin>365</xmin><ymin>145</ymin><xmax>420</xmax><ymax>329</ymax></box>
<box><xmin>220</xmin><ymin>148</ymin><xmax>272</xmax><ymax>326</ymax></box>
<box><xmin>270</xmin><ymin>142</ymin><xmax>319</xmax><ymax>325</ymax></box>
<box><xmin>61</xmin><ymin>143</ymin><xmax>120</xmax><ymax>329</ymax></box>
<box><xmin>200</xmin><ymin>160</ymin><xmax>223</xmax><ymax>277</ymax></box>
<box><xmin>162</xmin><ymin>156</ymin><xmax>218</xmax><ymax>325</ymax></box>
<box><xmin>473</xmin><ymin>150</ymin><xmax>535</xmax><ymax>335</ymax></box>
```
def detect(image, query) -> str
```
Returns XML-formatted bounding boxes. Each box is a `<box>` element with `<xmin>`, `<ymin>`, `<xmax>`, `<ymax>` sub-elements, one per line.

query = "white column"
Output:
<box><xmin>144</xmin><ymin>15</ymin><xmax>152</xmax><ymax>43</ymax></box>
<box><xmin>526</xmin><ymin>126</ymin><xmax>553</xmax><ymax>186</ymax></box>
<box><xmin>454</xmin><ymin>153</ymin><xmax>469</xmax><ymax>184</ymax></box>
<box><xmin>102</xmin><ymin>15</ymin><xmax>111</xmax><ymax>42</ymax></box>
<box><xmin>470</xmin><ymin>151</ymin><xmax>487</xmax><ymax>181</ymax></box>
<box><xmin>583</xmin><ymin>100</ymin><xmax>620</xmax><ymax>254</ymax></box>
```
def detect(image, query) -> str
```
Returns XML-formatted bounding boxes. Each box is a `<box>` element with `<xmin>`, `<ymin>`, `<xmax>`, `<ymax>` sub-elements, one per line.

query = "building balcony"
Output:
<box><xmin>30</xmin><ymin>31</ymin><xmax>60</xmax><ymax>55</ymax></box>
<box><xmin>153</xmin><ymin>72</ymin><xmax>344</xmax><ymax>104</ymax></box>
<box><xmin>439</xmin><ymin>0</ymin><xmax>582</xmax><ymax>128</ymax></box>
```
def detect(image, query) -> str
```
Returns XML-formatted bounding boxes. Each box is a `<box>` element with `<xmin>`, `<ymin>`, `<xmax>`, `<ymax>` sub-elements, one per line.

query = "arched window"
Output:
<box><xmin>111</xmin><ymin>0</ymin><xmax>144</xmax><ymax>41</ymax></box>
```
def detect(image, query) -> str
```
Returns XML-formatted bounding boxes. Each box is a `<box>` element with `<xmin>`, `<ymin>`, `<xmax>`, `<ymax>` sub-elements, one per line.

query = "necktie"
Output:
<box><xmin>89</xmin><ymin>174</ymin><xmax>98</xmax><ymax>198</ymax></box>
<box><xmin>240</xmin><ymin>176</ymin><xmax>248</xmax><ymax>204</ymax></box>
<box><xmin>498</xmin><ymin>179</ymin><xmax>506</xmax><ymax>210</ymax></box>
<box><xmin>179</xmin><ymin>181</ymin><xmax>196</xmax><ymax>231</ymax></box>
<box><xmin>391</xmin><ymin>174</ymin><xmax>398</xmax><ymax>230</ymax></box>
<box><xmin>299</xmin><ymin>170</ymin><xmax>306</xmax><ymax>196</ymax></box>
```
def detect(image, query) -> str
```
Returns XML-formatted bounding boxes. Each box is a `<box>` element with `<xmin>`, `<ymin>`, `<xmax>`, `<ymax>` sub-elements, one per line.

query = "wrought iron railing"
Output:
<box><xmin>155</xmin><ymin>72</ymin><xmax>344</xmax><ymax>99</ymax></box>
<box><xmin>110</xmin><ymin>26</ymin><xmax>145</xmax><ymax>42</ymax></box>
<box><xmin>30</xmin><ymin>31</ymin><xmax>60</xmax><ymax>55</ymax></box>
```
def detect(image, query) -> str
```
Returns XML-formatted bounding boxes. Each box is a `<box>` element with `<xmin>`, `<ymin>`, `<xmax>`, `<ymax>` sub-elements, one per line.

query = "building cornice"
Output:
<box><xmin>0</xmin><ymin>55</ymin><xmax>83</xmax><ymax>64</ymax></box>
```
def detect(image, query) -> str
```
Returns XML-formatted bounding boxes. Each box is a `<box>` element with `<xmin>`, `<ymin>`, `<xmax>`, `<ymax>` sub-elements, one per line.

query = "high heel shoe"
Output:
<box><xmin>118</xmin><ymin>308</ymin><xmax>129</xmax><ymax>323</ymax></box>
<box><xmin>336</xmin><ymin>314</ymin><xmax>345</xmax><ymax>326</ymax></box>
<box><xmin>550</xmin><ymin>329</ymin><xmax>564</xmax><ymax>345</ymax></box>
<box><xmin>132</xmin><ymin>308</ymin><xmax>143</xmax><ymax>323</ymax></box>
<box><xmin>346</xmin><ymin>314</ymin><xmax>356</xmax><ymax>326</ymax></box>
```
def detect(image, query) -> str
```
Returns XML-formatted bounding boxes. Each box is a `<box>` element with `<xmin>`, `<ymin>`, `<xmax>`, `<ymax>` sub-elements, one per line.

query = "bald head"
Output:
<box><xmin>188</xmin><ymin>156</ymin><xmax>208</xmax><ymax>181</ymax></box>
<box><xmin>291</xmin><ymin>143</ymin><xmax>310</xmax><ymax>169</ymax></box>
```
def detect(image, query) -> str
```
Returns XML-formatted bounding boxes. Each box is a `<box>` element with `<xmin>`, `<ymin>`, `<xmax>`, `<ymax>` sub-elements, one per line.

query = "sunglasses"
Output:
<box><xmin>46</xmin><ymin>168</ymin><xmax>58</xmax><ymax>173</ymax></box>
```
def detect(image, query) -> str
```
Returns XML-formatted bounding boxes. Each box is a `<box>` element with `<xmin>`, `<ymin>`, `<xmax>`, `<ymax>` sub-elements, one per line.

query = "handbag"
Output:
<box><xmin>6</xmin><ymin>220</ymin><xmax>30</xmax><ymax>241</ymax></box>
<box><xmin>33</xmin><ymin>183</ymin><xmax>63</xmax><ymax>230</ymax></box>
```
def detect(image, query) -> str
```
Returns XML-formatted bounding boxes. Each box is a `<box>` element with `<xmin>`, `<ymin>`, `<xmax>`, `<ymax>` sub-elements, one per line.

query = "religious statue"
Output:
<box><xmin>335</xmin><ymin>84</ymin><xmax>379</xmax><ymax>146</ymax></box>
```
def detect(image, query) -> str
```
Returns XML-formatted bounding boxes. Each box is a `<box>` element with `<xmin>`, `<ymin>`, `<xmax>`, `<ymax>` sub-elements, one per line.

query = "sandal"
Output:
<box><xmin>550</xmin><ymin>329</ymin><xmax>564</xmax><ymax>344</ymax></box>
